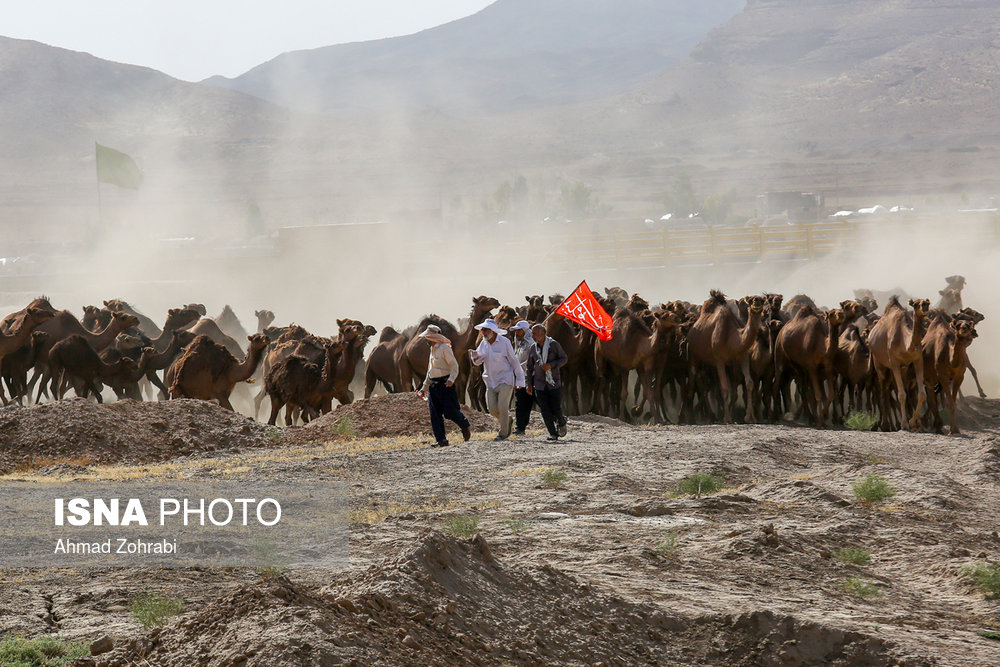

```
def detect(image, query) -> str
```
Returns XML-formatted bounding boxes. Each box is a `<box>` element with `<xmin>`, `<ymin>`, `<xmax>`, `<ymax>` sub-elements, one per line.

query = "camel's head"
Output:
<box><xmin>839</xmin><ymin>300</ymin><xmax>863</xmax><ymax>323</ymax></box>
<box><xmin>524</xmin><ymin>295</ymin><xmax>544</xmax><ymax>308</ymax></box>
<box><xmin>246</xmin><ymin>333</ymin><xmax>270</xmax><ymax>352</ymax></box>
<box><xmin>115</xmin><ymin>333</ymin><xmax>145</xmax><ymax>351</ymax></box>
<box><xmin>548</xmin><ymin>294</ymin><xmax>564</xmax><ymax>306</ymax></box>
<box><xmin>626</xmin><ymin>294</ymin><xmax>650</xmax><ymax>313</ymax></box>
<box><xmin>653</xmin><ymin>310</ymin><xmax>682</xmax><ymax>330</ymax></box>
<box><xmin>139</xmin><ymin>346</ymin><xmax>156</xmax><ymax>362</ymax></box>
<box><xmin>83</xmin><ymin>305</ymin><xmax>101</xmax><ymax>317</ymax></box>
<box><xmin>959</xmin><ymin>307</ymin><xmax>985</xmax><ymax>324</ymax></box>
<box><xmin>745</xmin><ymin>295</ymin><xmax>766</xmax><ymax>316</ymax></box>
<box><xmin>166</xmin><ymin>307</ymin><xmax>201</xmax><ymax>329</ymax></box>
<box><xmin>103</xmin><ymin>299</ymin><xmax>128</xmax><ymax>312</ymax></box>
<box><xmin>170</xmin><ymin>329</ymin><xmax>197</xmax><ymax>349</ymax></box>
<box><xmin>30</xmin><ymin>331</ymin><xmax>49</xmax><ymax>345</ymax></box>
<box><xmin>26</xmin><ymin>307</ymin><xmax>55</xmax><ymax>325</ymax></box>
<box><xmin>945</xmin><ymin>275</ymin><xmax>966</xmax><ymax>290</ymax></box>
<box><xmin>496</xmin><ymin>305</ymin><xmax>518</xmax><ymax>325</ymax></box>
<box><xmin>604</xmin><ymin>287</ymin><xmax>629</xmax><ymax>308</ymax></box>
<box><xmin>853</xmin><ymin>288</ymin><xmax>875</xmax><ymax>301</ymax></box>
<box><xmin>184</xmin><ymin>303</ymin><xmax>208</xmax><ymax>316</ymax></box>
<box><xmin>765</xmin><ymin>293</ymin><xmax>784</xmax><ymax>312</ymax></box>
<box><xmin>473</xmin><ymin>296</ymin><xmax>501</xmax><ymax>312</ymax></box>
<box><xmin>324</xmin><ymin>338</ymin><xmax>348</xmax><ymax>360</ymax></box>
<box><xmin>767</xmin><ymin>318</ymin><xmax>784</xmax><ymax>336</ymax></box>
<box><xmin>111</xmin><ymin>312</ymin><xmax>141</xmax><ymax>330</ymax></box>
<box><xmin>952</xmin><ymin>319</ymin><xmax>975</xmax><ymax>340</ymax></box>
<box><xmin>861</xmin><ymin>326</ymin><xmax>874</xmax><ymax>343</ymax></box>
<box><xmin>908</xmin><ymin>298</ymin><xmax>930</xmax><ymax>317</ymax></box>
<box><xmin>254</xmin><ymin>309</ymin><xmax>276</xmax><ymax>328</ymax></box>
<box><xmin>856</xmin><ymin>296</ymin><xmax>878</xmax><ymax>315</ymax></box>
<box><xmin>826</xmin><ymin>308</ymin><xmax>846</xmax><ymax>327</ymax></box>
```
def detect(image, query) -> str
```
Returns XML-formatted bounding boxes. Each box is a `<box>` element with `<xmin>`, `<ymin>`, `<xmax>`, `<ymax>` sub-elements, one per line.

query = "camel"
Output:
<box><xmin>265</xmin><ymin>339</ymin><xmax>348</xmax><ymax>425</ymax></box>
<box><xmin>686</xmin><ymin>291</ymin><xmax>764</xmax><ymax>423</ymax></box>
<box><xmin>867</xmin><ymin>297</ymin><xmax>930</xmax><ymax>431</ymax></box>
<box><xmin>29</xmin><ymin>311</ymin><xmax>140</xmax><ymax>403</ymax></box>
<box><xmin>185</xmin><ymin>318</ymin><xmax>244</xmax><ymax>357</ymax></box>
<box><xmin>774</xmin><ymin>306</ymin><xmax>843</xmax><ymax>428</ymax></box>
<box><xmin>1</xmin><ymin>331</ymin><xmax>49</xmax><ymax>404</ymax></box>
<box><xmin>833</xmin><ymin>323</ymin><xmax>871</xmax><ymax>419</ymax></box>
<box><xmin>315</xmin><ymin>319</ymin><xmax>376</xmax><ymax>411</ymax></box>
<box><xmin>168</xmin><ymin>333</ymin><xmax>269</xmax><ymax>410</ymax></box>
<box><xmin>82</xmin><ymin>305</ymin><xmax>112</xmax><ymax>333</ymax></box>
<box><xmin>104</xmin><ymin>299</ymin><xmax>162</xmax><ymax>339</ymax></box>
<box><xmin>922</xmin><ymin>316</ymin><xmax>976</xmax><ymax>434</ymax></box>
<box><xmin>1</xmin><ymin>297</ymin><xmax>57</xmax><ymax>334</ymax></box>
<box><xmin>399</xmin><ymin>296</ymin><xmax>500</xmax><ymax>399</ymax></box>
<box><xmin>364</xmin><ymin>327</ymin><xmax>408</xmax><ymax>398</ymax></box>
<box><xmin>255</xmin><ymin>310</ymin><xmax>275</xmax><ymax>333</ymax></box>
<box><xmin>0</xmin><ymin>307</ymin><xmax>56</xmax><ymax>404</ymax></box>
<box><xmin>47</xmin><ymin>335</ymin><xmax>137</xmax><ymax>402</ymax></box>
<box><xmin>524</xmin><ymin>296</ymin><xmax>546</xmax><ymax>322</ymax></box>
<box><xmin>216</xmin><ymin>305</ymin><xmax>251</xmax><ymax>343</ymax></box>
<box><xmin>99</xmin><ymin>344</ymin><xmax>158</xmax><ymax>401</ymax></box>
<box><xmin>953</xmin><ymin>307</ymin><xmax>987</xmax><ymax>398</ymax></box>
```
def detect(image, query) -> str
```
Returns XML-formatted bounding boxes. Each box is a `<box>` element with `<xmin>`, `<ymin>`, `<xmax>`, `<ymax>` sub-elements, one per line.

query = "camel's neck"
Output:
<box><xmin>457</xmin><ymin>307</ymin><xmax>492</xmax><ymax>347</ymax></box>
<box><xmin>826</xmin><ymin>322</ymin><xmax>842</xmax><ymax>358</ymax></box>
<box><xmin>87</xmin><ymin>320</ymin><xmax>126</xmax><ymax>351</ymax></box>
<box><xmin>737</xmin><ymin>310</ymin><xmax>762</xmax><ymax>354</ymax></box>
<box><xmin>320</xmin><ymin>348</ymin><xmax>341</xmax><ymax>387</ymax></box>
<box><xmin>230</xmin><ymin>346</ymin><xmax>264</xmax><ymax>382</ymax></box>
<box><xmin>951</xmin><ymin>336</ymin><xmax>973</xmax><ymax>369</ymax></box>
<box><xmin>908</xmin><ymin>315</ymin><xmax>926</xmax><ymax>353</ymax></box>
<box><xmin>1</xmin><ymin>318</ymin><xmax>41</xmax><ymax>351</ymax></box>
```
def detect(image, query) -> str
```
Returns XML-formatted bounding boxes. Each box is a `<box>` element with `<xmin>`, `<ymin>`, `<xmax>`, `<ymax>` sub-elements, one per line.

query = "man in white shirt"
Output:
<box><xmin>468</xmin><ymin>318</ymin><xmax>524</xmax><ymax>441</ymax></box>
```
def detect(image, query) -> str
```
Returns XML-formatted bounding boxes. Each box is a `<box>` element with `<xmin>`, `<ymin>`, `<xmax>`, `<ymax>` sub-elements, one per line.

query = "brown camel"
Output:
<box><xmin>922</xmin><ymin>316</ymin><xmax>976</xmax><ymax>435</ymax></box>
<box><xmin>266</xmin><ymin>339</ymin><xmax>348</xmax><ymax>425</ymax></box>
<box><xmin>215</xmin><ymin>305</ymin><xmax>251</xmax><ymax>343</ymax></box>
<box><xmin>833</xmin><ymin>323</ymin><xmax>871</xmax><ymax>419</ymax></box>
<box><xmin>399</xmin><ymin>296</ymin><xmax>499</xmax><ymax>398</ymax></box>
<box><xmin>185</xmin><ymin>318</ymin><xmax>245</xmax><ymax>357</ymax></box>
<box><xmin>1</xmin><ymin>330</ymin><xmax>49</xmax><ymax>404</ymax></box>
<box><xmin>364</xmin><ymin>327</ymin><xmax>408</xmax><ymax>398</ymax></box>
<box><xmin>168</xmin><ymin>333</ymin><xmax>269</xmax><ymax>410</ymax></box>
<box><xmin>0</xmin><ymin>307</ymin><xmax>56</xmax><ymax>404</ymax></box>
<box><xmin>47</xmin><ymin>335</ymin><xmax>137</xmax><ymax>402</ymax></box>
<box><xmin>954</xmin><ymin>307</ymin><xmax>987</xmax><ymax>398</ymax></box>
<box><xmin>29</xmin><ymin>311</ymin><xmax>140</xmax><ymax>403</ymax></box>
<box><xmin>867</xmin><ymin>297</ymin><xmax>929</xmax><ymax>431</ymax></box>
<box><xmin>104</xmin><ymin>299</ymin><xmax>162</xmax><ymax>339</ymax></box>
<box><xmin>774</xmin><ymin>305</ymin><xmax>843</xmax><ymax>427</ymax></box>
<box><xmin>686</xmin><ymin>291</ymin><xmax>764</xmax><ymax>423</ymax></box>
<box><xmin>1</xmin><ymin>297</ymin><xmax>57</xmax><ymax>334</ymax></box>
<box><xmin>82</xmin><ymin>305</ymin><xmax>112</xmax><ymax>333</ymax></box>
<box><xmin>100</xmin><ymin>344</ymin><xmax>158</xmax><ymax>401</ymax></box>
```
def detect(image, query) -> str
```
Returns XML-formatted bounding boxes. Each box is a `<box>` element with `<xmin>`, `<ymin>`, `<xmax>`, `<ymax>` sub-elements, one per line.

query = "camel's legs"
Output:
<box><xmin>715</xmin><ymin>363</ymin><xmax>732</xmax><ymax>423</ymax></box>
<box><xmin>740</xmin><ymin>359</ymin><xmax>755</xmax><ymax>422</ymax></box>
<box><xmin>948</xmin><ymin>377</ymin><xmax>963</xmax><ymax>435</ymax></box>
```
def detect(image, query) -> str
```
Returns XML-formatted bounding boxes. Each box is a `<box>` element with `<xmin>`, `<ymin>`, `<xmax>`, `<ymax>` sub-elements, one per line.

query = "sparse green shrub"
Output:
<box><xmin>443</xmin><ymin>514</ymin><xmax>479</xmax><ymax>538</ymax></box>
<box><xmin>657</xmin><ymin>532</ymin><xmax>679</xmax><ymax>558</ymax></box>
<box><xmin>0</xmin><ymin>636</ymin><xmax>88</xmax><ymax>667</ymax></box>
<box><xmin>961</xmin><ymin>562</ymin><xmax>1000</xmax><ymax>598</ymax></box>
<box><xmin>677</xmin><ymin>472</ymin><xmax>724</xmax><ymax>497</ymax></box>
<box><xmin>331</xmin><ymin>417</ymin><xmax>355</xmax><ymax>438</ymax></box>
<box><xmin>834</xmin><ymin>547</ymin><xmax>871</xmax><ymax>565</ymax></box>
<box><xmin>979</xmin><ymin>631</ymin><xmax>1000</xmax><ymax>641</ymax></box>
<box><xmin>843</xmin><ymin>577</ymin><xmax>881</xmax><ymax>599</ymax></box>
<box><xmin>541</xmin><ymin>469</ymin><xmax>567</xmax><ymax>490</ymax></box>
<box><xmin>503</xmin><ymin>518</ymin><xmax>529</xmax><ymax>533</ymax></box>
<box><xmin>851</xmin><ymin>473</ymin><xmax>897</xmax><ymax>505</ymax></box>
<box><xmin>845</xmin><ymin>411</ymin><xmax>878</xmax><ymax>431</ymax></box>
<box><xmin>266</xmin><ymin>427</ymin><xmax>282</xmax><ymax>442</ymax></box>
<box><xmin>128</xmin><ymin>592</ymin><xmax>186</xmax><ymax>629</ymax></box>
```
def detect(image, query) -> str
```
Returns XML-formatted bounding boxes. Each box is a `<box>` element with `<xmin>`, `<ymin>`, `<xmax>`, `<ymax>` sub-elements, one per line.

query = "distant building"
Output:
<box><xmin>755</xmin><ymin>192</ymin><xmax>825</xmax><ymax>223</ymax></box>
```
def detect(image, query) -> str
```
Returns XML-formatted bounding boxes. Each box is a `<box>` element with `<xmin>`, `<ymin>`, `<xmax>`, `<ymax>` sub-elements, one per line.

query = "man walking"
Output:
<box><xmin>469</xmin><ymin>318</ymin><xmax>524</xmax><ymax>441</ymax></box>
<box><xmin>510</xmin><ymin>320</ymin><xmax>534</xmax><ymax>436</ymax></box>
<box><xmin>525</xmin><ymin>323</ymin><xmax>568</xmax><ymax>441</ymax></box>
<box><xmin>417</xmin><ymin>325</ymin><xmax>471</xmax><ymax>447</ymax></box>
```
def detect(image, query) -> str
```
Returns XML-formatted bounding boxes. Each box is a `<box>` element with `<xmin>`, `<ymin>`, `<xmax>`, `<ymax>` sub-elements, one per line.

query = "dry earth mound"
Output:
<box><xmin>0</xmin><ymin>398</ymin><xmax>273</xmax><ymax>474</ymax></box>
<box><xmin>290</xmin><ymin>392</ymin><xmax>497</xmax><ymax>443</ymax></box>
<box><xmin>85</xmin><ymin>532</ymin><xmax>915</xmax><ymax>667</ymax></box>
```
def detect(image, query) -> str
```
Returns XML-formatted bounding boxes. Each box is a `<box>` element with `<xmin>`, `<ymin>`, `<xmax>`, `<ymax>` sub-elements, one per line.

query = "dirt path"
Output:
<box><xmin>1</xmin><ymin>398</ymin><xmax>999</xmax><ymax>665</ymax></box>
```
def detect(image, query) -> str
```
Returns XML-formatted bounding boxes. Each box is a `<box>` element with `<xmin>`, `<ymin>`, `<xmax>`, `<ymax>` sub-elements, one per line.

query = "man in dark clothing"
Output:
<box><xmin>525</xmin><ymin>323</ymin><xmax>568</xmax><ymax>441</ymax></box>
<box><xmin>510</xmin><ymin>320</ymin><xmax>534</xmax><ymax>435</ymax></box>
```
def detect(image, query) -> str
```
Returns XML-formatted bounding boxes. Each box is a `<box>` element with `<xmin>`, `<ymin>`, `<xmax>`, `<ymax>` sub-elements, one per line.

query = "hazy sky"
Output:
<box><xmin>5</xmin><ymin>1</ymin><xmax>495</xmax><ymax>82</ymax></box>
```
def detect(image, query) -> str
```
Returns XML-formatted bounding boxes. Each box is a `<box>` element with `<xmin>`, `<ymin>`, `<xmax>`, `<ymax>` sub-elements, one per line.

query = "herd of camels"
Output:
<box><xmin>0</xmin><ymin>274</ymin><xmax>983</xmax><ymax>435</ymax></box>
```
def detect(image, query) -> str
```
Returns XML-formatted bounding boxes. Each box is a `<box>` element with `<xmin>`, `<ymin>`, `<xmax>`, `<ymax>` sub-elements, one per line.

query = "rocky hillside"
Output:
<box><xmin>204</xmin><ymin>0</ymin><xmax>745</xmax><ymax>115</ymax></box>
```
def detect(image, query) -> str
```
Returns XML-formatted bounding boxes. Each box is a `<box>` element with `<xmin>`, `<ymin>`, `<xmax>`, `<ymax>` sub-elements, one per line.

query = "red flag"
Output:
<box><xmin>555</xmin><ymin>280</ymin><xmax>614</xmax><ymax>341</ymax></box>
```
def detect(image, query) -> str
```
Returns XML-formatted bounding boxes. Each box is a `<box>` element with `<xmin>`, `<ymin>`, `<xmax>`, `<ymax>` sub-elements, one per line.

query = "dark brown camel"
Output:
<box><xmin>30</xmin><ymin>311</ymin><xmax>140</xmax><ymax>403</ymax></box>
<box><xmin>1</xmin><ymin>331</ymin><xmax>49</xmax><ymax>404</ymax></box>
<box><xmin>399</xmin><ymin>296</ymin><xmax>499</xmax><ymax>398</ymax></box>
<box><xmin>954</xmin><ymin>307</ymin><xmax>987</xmax><ymax>398</ymax></box>
<box><xmin>867</xmin><ymin>297</ymin><xmax>929</xmax><ymax>431</ymax></box>
<box><xmin>774</xmin><ymin>306</ymin><xmax>844</xmax><ymax>428</ymax></box>
<box><xmin>104</xmin><ymin>299</ymin><xmax>162</xmax><ymax>339</ymax></box>
<box><xmin>266</xmin><ymin>339</ymin><xmax>348</xmax><ymax>425</ymax></box>
<box><xmin>686</xmin><ymin>291</ymin><xmax>764</xmax><ymax>423</ymax></box>
<box><xmin>364</xmin><ymin>327</ymin><xmax>408</xmax><ymax>398</ymax></box>
<box><xmin>47</xmin><ymin>335</ymin><xmax>137</xmax><ymax>402</ymax></box>
<box><xmin>0</xmin><ymin>307</ymin><xmax>56</xmax><ymax>404</ymax></box>
<box><xmin>168</xmin><ymin>333</ymin><xmax>269</xmax><ymax>410</ymax></box>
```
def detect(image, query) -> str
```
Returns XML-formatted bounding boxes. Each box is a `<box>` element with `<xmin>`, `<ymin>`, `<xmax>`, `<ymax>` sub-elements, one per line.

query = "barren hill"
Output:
<box><xmin>205</xmin><ymin>0</ymin><xmax>745</xmax><ymax>116</ymax></box>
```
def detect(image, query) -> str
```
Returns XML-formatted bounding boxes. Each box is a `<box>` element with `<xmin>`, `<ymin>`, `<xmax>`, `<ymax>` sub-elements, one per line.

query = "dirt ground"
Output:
<box><xmin>0</xmin><ymin>394</ymin><xmax>998</xmax><ymax>665</ymax></box>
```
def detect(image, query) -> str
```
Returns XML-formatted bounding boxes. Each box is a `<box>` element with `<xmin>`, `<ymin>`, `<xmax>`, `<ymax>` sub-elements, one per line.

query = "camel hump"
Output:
<box><xmin>709</xmin><ymin>289</ymin><xmax>726</xmax><ymax>303</ymax></box>
<box><xmin>378</xmin><ymin>326</ymin><xmax>401</xmax><ymax>343</ymax></box>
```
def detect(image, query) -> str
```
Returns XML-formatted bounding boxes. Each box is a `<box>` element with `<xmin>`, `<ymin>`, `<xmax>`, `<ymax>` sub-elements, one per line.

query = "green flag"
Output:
<box><xmin>95</xmin><ymin>143</ymin><xmax>143</xmax><ymax>189</ymax></box>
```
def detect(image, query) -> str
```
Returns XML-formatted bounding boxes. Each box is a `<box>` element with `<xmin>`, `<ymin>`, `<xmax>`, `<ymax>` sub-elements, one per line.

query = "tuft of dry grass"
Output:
<box><xmin>349</xmin><ymin>498</ymin><xmax>459</xmax><ymax>525</ymax></box>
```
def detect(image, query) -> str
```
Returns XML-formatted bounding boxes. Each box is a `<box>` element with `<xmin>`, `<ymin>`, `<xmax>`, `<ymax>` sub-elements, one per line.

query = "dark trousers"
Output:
<box><xmin>428</xmin><ymin>378</ymin><xmax>470</xmax><ymax>444</ymax></box>
<box><xmin>514</xmin><ymin>387</ymin><xmax>534</xmax><ymax>432</ymax></box>
<box><xmin>534</xmin><ymin>385</ymin><xmax>565</xmax><ymax>437</ymax></box>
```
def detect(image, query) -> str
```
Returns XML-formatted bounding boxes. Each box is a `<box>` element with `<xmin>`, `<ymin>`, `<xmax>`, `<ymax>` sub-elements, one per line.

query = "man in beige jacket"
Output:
<box><xmin>417</xmin><ymin>325</ymin><xmax>471</xmax><ymax>447</ymax></box>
